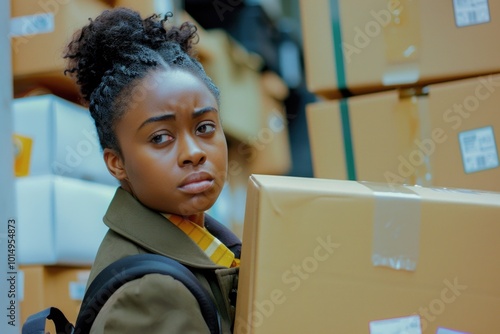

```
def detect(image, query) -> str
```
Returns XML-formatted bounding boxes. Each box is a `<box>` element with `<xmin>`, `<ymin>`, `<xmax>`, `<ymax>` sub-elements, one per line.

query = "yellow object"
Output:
<box><xmin>164</xmin><ymin>213</ymin><xmax>239</xmax><ymax>268</ymax></box>
<box><xmin>235</xmin><ymin>174</ymin><xmax>500</xmax><ymax>333</ymax></box>
<box><xmin>13</xmin><ymin>133</ymin><xmax>32</xmax><ymax>177</ymax></box>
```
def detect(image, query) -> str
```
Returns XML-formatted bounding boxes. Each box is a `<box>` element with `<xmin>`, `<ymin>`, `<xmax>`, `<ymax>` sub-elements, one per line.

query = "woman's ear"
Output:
<box><xmin>103</xmin><ymin>148</ymin><xmax>128</xmax><ymax>181</ymax></box>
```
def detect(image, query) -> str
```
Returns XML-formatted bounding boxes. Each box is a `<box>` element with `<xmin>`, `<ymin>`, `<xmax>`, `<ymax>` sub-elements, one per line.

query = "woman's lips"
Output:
<box><xmin>178</xmin><ymin>172</ymin><xmax>215</xmax><ymax>194</ymax></box>
<box><xmin>179</xmin><ymin>179</ymin><xmax>214</xmax><ymax>194</ymax></box>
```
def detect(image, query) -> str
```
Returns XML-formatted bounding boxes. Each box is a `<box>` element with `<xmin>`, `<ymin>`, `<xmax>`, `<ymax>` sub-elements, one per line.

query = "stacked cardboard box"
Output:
<box><xmin>13</xmin><ymin>95</ymin><xmax>116</xmax><ymax>185</ymax></box>
<box><xmin>301</xmin><ymin>0</ymin><xmax>500</xmax><ymax>192</ymax></box>
<box><xmin>13</xmin><ymin>95</ymin><xmax>116</xmax><ymax>264</ymax></box>
<box><xmin>301</xmin><ymin>0</ymin><xmax>500</xmax><ymax>98</ymax></box>
<box><xmin>10</xmin><ymin>1</ymin><xmax>124</xmax><ymax>327</ymax></box>
<box><xmin>11</xmin><ymin>0</ymin><xmax>112</xmax><ymax>98</ymax></box>
<box><xmin>307</xmin><ymin>75</ymin><xmax>500</xmax><ymax>191</ymax></box>
<box><xmin>13</xmin><ymin>95</ymin><xmax>117</xmax><ymax>326</ymax></box>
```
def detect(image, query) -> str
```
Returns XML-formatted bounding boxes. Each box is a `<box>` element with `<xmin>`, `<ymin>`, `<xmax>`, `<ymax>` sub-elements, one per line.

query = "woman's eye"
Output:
<box><xmin>151</xmin><ymin>133</ymin><xmax>173</xmax><ymax>144</ymax></box>
<box><xmin>197</xmin><ymin>123</ymin><xmax>216</xmax><ymax>135</ymax></box>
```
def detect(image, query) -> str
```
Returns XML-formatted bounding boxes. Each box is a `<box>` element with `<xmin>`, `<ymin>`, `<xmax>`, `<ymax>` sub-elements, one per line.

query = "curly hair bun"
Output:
<box><xmin>64</xmin><ymin>7</ymin><xmax>198</xmax><ymax>102</ymax></box>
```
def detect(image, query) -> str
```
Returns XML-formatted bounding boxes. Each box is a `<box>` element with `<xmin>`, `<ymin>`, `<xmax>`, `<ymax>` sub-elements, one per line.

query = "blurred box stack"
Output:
<box><xmin>11</xmin><ymin>0</ymin><xmax>112</xmax><ymax>100</ymax></box>
<box><xmin>11</xmin><ymin>0</ymin><xmax>118</xmax><ymax>325</ymax></box>
<box><xmin>300</xmin><ymin>0</ymin><xmax>500</xmax><ymax>192</ymax></box>
<box><xmin>13</xmin><ymin>96</ymin><xmax>117</xmax><ymax>324</ymax></box>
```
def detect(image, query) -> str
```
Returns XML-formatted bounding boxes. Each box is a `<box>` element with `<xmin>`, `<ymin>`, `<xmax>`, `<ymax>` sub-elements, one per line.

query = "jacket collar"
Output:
<box><xmin>103</xmin><ymin>188</ymin><xmax>241</xmax><ymax>269</ymax></box>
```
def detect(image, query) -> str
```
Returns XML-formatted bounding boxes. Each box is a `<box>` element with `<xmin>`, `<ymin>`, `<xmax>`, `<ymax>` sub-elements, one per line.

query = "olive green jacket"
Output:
<box><xmin>86</xmin><ymin>188</ymin><xmax>241</xmax><ymax>334</ymax></box>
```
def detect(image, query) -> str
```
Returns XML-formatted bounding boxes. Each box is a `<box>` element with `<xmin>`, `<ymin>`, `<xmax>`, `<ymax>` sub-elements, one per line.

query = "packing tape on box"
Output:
<box><xmin>382</xmin><ymin>0</ymin><xmax>422</xmax><ymax>85</ymax></box>
<box><xmin>398</xmin><ymin>89</ymin><xmax>433</xmax><ymax>186</ymax></box>
<box><xmin>361</xmin><ymin>181</ymin><xmax>421</xmax><ymax>271</ymax></box>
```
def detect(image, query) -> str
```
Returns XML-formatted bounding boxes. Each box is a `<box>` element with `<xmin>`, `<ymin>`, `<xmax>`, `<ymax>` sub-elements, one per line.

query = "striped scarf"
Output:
<box><xmin>163</xmin><ymin>213</ymin><xmax>239</xmax><ymax>268</ymax></box>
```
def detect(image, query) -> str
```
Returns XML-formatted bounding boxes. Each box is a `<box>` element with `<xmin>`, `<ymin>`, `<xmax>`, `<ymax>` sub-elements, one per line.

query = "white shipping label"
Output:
<box><xmin>453</xmin><ymin>0</ymin><xmax>490</xmax><ymax>27</ymax></box>
<box><xmin>459</xmin><ymin>126</ymin><xmax>499</xmax><ymax>173</ymax></box>
<box><xmin>10</xmin><ymin>13</ymin><xmax>55</xmax><ymax>37</ymax></box>
<box><xmin>369</xmin><ymin>315</ymin><xmax>421</xmax><ymax>334</ymax></box>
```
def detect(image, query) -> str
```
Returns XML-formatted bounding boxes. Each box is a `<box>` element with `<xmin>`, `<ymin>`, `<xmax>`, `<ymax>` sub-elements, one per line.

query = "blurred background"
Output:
<box><xmin>4</xmin><ymin>0</ymin><xmax>500</xmax><ymax>328</ymax></box>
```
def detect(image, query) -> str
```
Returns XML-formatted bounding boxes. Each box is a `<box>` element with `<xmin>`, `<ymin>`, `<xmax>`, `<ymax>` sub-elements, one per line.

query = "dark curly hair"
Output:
<box><xmin>64</xmin><ymin>7</ymin><xmax>220</xmax><ymax>154</ymax></box>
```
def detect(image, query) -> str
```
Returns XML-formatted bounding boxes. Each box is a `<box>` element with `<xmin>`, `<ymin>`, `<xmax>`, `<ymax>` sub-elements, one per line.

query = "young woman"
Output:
<box><xmin>64</xmin><ymin>7</ymin><xmax>241</xmax><ymax>333</ymax></box>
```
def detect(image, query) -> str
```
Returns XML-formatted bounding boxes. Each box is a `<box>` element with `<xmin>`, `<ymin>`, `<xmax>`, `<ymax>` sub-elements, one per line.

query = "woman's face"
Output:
<box><xmin>106</xmin><ymin>69</ymin><xmax>227</xmax><ymax>225</ymax></box>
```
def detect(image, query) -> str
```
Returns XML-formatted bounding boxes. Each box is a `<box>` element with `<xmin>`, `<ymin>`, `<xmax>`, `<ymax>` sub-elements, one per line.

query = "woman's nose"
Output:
<box><xmin>178</xmin><ymin>135</ymin><xmax>206</xmax><ymax>167</ymax></box>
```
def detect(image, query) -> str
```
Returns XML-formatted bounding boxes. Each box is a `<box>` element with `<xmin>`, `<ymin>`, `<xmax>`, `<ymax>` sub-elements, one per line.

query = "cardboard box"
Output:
<box><xmin>235</xmin><ymin>174</ymin><xmax>500</xmax><ymax>333</ymax></box>
<box><xmin>307</xmin><ymin>89</ymin><xmax>412</xmax><ymax>183</ymax></box>
<box><xmin>13</xmin><ymin>94</ymin><xmax>117</xmax><ymax>186</ymax></box>
<box><xmin>19</xmin><ymin>265</ymin><xmax>90</xmax><ymax>327</ymax></box>
<box><xmin>307</xmin><ymin>74</ymin><xmax>500</xmax><ymax>192</ymax></box>
<box><xmin>16</xmin><ymin>175</ymin><xmax>116</xmax><ymax>265</ymax></box>
<box><xmin>11</xmin><ymin>0</ymin><xmax>111</xmax><ymax>90</ymax></box>
<box><xmin>300</xmin><ymin>0</ymin><xmax>500</xmax><ymax>98</ymax></box>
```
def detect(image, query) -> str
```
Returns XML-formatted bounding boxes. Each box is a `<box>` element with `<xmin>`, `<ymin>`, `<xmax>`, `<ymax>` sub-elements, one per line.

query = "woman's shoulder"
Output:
<box><xmin>88</xmin><ymin>229</ymin><xmax>146</xmax><ymax>284</ymax></box>
<box><xmin>89</xmin><ymin>273</ymin><xmax>211</xmax><ymax>334</ymax></box>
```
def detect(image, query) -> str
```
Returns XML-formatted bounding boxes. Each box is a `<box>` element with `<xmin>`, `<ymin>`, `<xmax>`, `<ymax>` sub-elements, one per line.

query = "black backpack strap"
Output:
<box><xmin>74</xmin><ymin>253</ymin><xmax>221</xmax><ymax>334</ymax></box>
<box><xmin>22</xmin><ymin>307</ymin><xmax>74</xmax><ymax>334</ymax></box>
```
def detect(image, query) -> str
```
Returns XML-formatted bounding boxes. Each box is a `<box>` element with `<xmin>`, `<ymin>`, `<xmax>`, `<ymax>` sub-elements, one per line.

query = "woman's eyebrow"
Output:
<box><xmin>137</xmin><ymin>107</ymin><xmax>218</xmax><ymax>131</ymax></box>
<box><xmin>138</xmin><ymin>113</ymin><xmax>175</xmax><ymax>131</ymax></box>
<box><xmin>193</xmin><ymin>107</ymin><xmax>218</xmax><ymax>118</ymax></box>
